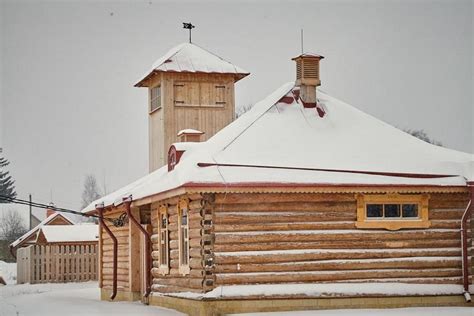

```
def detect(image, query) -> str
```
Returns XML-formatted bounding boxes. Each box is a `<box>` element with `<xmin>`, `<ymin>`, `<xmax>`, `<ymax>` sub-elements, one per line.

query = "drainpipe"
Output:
<box><xmin>461</xmin><ymin>181</ymin><xmax>473</xmax><ymax>302</ymax></box>
<box><xmin>123</xmin><ymin>196</ymin><xmax>152</xmax><ymax>304</ymax></box>
<box><xmin>9</xmin><ymin>245</ymin><xmax>16</xmax><ymax>260</ymax></box>
<box><xmin>96</xmin><ymin>203</ymin><xmax>117</xmax><ymax>300</ymax></box>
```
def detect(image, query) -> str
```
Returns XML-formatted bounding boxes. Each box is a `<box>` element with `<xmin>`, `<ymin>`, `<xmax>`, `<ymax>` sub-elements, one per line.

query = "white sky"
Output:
<box><xmin>0</xmin><ymin>0</ymin><xmax>472</xmax><ymax>221</ymax></box>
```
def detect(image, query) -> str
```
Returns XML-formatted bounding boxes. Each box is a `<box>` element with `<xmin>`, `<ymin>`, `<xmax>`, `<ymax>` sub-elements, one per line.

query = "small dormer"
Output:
<box><xmin>292</xmin><ymin>53</ymin><xmax>324</xmax><ymax>106</ymax></box>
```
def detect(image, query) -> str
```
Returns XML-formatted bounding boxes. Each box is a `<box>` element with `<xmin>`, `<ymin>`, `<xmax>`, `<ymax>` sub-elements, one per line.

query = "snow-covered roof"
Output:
<box><xmin>10</xmin><ymin>213</ymin><xmax>74</xmax><ymax>248</ymax></box>
<box><xmin>38</xmin><ymin>224</ymin><xmax>98</xmax><ymax>243</ymax></box>
<box><xmin>83</xmin><ymin>82</ymin><xmax>473</xmax><ymax>212</ymax></box>
<box><xmin>135</xmin><ymin>43</ymin><xmax>249</xmax><ymax>86</ymax></box>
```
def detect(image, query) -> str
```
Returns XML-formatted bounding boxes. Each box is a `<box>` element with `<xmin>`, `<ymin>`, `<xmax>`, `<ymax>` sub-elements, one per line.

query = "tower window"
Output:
<box><xmin>215</xmin><ymin>85</ymin><xmax>226</xmax><ymax>105</ymax></box>
<box><xmin>150</xmin><ymin>85</ymin><xmax>161</xmax><ymax>112</ymax></box>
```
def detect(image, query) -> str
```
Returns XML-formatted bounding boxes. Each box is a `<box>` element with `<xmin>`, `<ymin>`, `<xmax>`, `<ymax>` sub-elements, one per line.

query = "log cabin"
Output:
<box><xmin>83</xmin><ymin>42</ymin><xmax>474</xmax><ymax>315</ymax></box>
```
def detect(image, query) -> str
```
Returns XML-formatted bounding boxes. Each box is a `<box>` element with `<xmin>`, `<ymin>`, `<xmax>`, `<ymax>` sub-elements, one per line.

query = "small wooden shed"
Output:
<box><xmin>83</xmin><ymin>43</ymin><xmax>474</xmax><ymax>315</ymax></box>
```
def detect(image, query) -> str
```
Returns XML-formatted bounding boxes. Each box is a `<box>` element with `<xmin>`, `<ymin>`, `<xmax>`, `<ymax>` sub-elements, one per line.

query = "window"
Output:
<box><xmin>150</xmin><ymin>85</ymin><xmax>161</xmax><ymax>112</ymax></box>
<box><xmin>173</xmin><ymin>81</ymin><xmax>227</xmax><ymax>107</ymax></box>
<box><xmin>356</xmin><ymin>194</ymin><xmax>430</xmax><ymax>230</ymax></box>
<box><xmin>215</xmin><ymin>85</ymin><xmax>226</xmax><ymax>105</ymax></box>
<box><xmin>158</xmin><ymin>205</ymin><xmax>169</xmax><ymax>274</ymax></box>
<box><xmin>178</xmin><ymin>199</ymin><xmax>190</xmax><ymax>275</ymax></box>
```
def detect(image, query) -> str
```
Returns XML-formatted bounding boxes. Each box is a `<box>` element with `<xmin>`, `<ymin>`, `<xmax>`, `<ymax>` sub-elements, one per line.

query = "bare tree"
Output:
<box><xmin>404</xmin><ymin>129</ymin><xmax>442</xmax><ymax>146</ymax></box>
<box><xmin>236</xmin><ymin>104</ymin><xmax>254</xmax><ymax>118</ymax></box>
<box><xmin>81</xmin><ymin>174</ymin><xmax>102</xmax><ymax>210</ymax></box>
<box><xmin>0</xmin><ymin>209</ymin><xmax>27</xmax><ymax>242</ymax></box>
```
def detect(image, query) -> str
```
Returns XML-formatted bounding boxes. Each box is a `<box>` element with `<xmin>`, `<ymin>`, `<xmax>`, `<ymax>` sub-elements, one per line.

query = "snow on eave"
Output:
<box><xmin>39</xmin><ymin>225</ymin><xmax>99</xmax><ymax>243</ymax></box>
<box><xmin>10</xmin><ymin>213</ymin><xmax>74</xmax><ymax>248</ymax></box>
<box><xmin>134</xmin><ymin>42</ymin><xmax>250</xmax><ymax>87</ymax></box>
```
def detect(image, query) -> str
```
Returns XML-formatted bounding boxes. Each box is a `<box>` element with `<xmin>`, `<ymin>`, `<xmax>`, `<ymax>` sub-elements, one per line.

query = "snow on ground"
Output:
<box><xmin>0</xmin><ymin>282</ymin><xmax>471</xmax><ymax>316</ymax></box>
<box><xmin>0</xmin><ymin>282</ymin><xmax>184</xmax><ymax>316</ymax></box>
<box><xmin>232</xmin><ymin>307</ymin><xmax>474</xmax><ymax>316</ymax></box>
<box><xmin>0</xmin><ymin>261</ymin><xmax>16</xmax><ymax>285</ymax></box>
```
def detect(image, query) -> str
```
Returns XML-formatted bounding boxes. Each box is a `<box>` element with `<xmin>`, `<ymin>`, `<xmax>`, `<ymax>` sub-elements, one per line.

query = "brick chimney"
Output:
<box><xmin>177</xmin><ymin>129</ymin><xmax>204</xmax><ymax>142</ymax></box>
<box><xmin>292</xmin><ymin>53</ymin><xmax>324</xmax><ymax>106</ymax></box>
<box><xmin>46</xmin><ymin>202</ymin><xmax>56</xmax><ymax>218</ymax></box>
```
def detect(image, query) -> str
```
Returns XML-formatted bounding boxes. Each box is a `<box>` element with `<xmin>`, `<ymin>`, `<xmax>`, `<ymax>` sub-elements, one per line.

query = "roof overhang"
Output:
<box><xmin>134</xmin><ymin>70</ymin><xmax>250</xmax><ymax>87</ymax></box>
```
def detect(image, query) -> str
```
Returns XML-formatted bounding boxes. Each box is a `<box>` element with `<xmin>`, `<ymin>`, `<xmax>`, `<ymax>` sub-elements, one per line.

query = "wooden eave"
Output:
<box><xmin>134</xmin><ymin>70</ymin><xmax>250</xmax><ymax>87</ymax></box>
<box><xmin>130</xmin><ymin>182</ymin><xmax>468</xmax><ymax>207</ymax></box>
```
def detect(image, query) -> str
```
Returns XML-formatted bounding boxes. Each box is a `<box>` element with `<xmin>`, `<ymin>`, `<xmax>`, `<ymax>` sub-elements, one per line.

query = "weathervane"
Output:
<box><xmin>183</xmin><ymin>22</ymin><xmax>195</xmax><ymax>43</ymax></box>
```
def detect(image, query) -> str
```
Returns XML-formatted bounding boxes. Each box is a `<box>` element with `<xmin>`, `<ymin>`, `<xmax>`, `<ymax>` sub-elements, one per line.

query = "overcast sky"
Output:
<box><xmin>0</xmin><ymin>0</ymin><xmax>472</xmax><ymax>222</ymax></box>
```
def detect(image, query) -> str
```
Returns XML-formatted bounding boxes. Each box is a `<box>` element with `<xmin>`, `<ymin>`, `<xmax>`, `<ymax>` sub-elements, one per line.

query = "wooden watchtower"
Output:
<box><xmin>135</xmin><ymin>43</ymin><xmax>249</xmax><ymax>172</ymax></box>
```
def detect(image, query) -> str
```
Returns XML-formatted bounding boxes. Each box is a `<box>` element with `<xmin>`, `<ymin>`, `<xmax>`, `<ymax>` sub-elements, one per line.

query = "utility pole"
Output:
<box><xmin>29</xmin><ymin>194</ymin><xmax>32</xmax><ymax>229</ymax></box>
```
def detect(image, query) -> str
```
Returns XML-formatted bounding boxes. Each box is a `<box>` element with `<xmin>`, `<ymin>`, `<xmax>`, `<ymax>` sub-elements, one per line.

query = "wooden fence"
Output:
<box><xmin>17</xmin><ymin>244</ymin><xmax>98</xmax><ymax>284</ymax></box>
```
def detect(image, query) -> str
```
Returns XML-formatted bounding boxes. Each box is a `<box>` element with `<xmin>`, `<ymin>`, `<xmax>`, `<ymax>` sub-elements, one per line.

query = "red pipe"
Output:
<box><xmin>123</xmin><ymin>196</ymin><xmax>152</xmax><ymax>304</ymax></box>
<box><xmin>197</xmin><ymin>162</ymin><xmax>457</xmax><ymax>179</ymax></box>
<box><xmin>96</xmin><ymin>203</ymin><xmax>117</xmax><ymax>300</ymax></box>
<box><xmin>461</xmin><ymin>182</ymin><xmax>473</xmax><ymax>301</ymax></box>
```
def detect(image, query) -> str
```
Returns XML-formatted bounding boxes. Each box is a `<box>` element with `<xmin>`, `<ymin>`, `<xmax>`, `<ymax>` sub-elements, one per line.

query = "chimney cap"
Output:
<box><xmin>177</xmin><ymin>129</ymin><xmax>204</xmax><ymax>137</ymax></box>
<box><xmin>292</xmin><ymin>53</ymin><xmax>325</xmax><ymax>60</ymax></box>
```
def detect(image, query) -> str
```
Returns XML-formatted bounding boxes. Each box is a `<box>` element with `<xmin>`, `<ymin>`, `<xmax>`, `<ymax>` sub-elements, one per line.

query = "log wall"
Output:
<box><xmin>150</xmin><ymin>194</ymin><xmax>214</xmax><ymax>294</ymax></box>
<box><xmin>100</xmin><ymin>207</ymin><xmax>131</xmax><ymax>292</ymax></box>
<box><xmin>207</xmin><ymin>192</ymin><xmax>471</xmax><ymax>287</ymax></box>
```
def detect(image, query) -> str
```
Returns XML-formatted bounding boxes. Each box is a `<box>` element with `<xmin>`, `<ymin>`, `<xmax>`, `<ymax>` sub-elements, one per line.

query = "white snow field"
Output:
<box><xmin>0</xmin><ymin>282</ymin><xmax>472</xmax><ymax>316</ymax></box>
<box><xmin>0</xmin><ymin>261</ymin><xmax>16</xmax><ymax>285</ymax></box>
<box><xmin>0</xmin><ymin>282</ymin><xmax>184</xmax><ymax>316</ymax></box>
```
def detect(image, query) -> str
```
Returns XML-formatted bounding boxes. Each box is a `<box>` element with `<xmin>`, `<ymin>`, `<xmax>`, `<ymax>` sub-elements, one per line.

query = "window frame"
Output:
<box><xmin>178</xmin><ymin>198</ymin><xmax>190</xmax><ymax>275</ymax></box>
<box><xmin>173</xmin><ymin>81</ymin><xmax>227</xmax><ymax>108</ymax></box>
<box><xmin>157</xmin><ymin>205</ymin><xmax>169</xmax><ymax>275</ymax></box>
<box><xmin>150</xmin><ymin>85</ymin><xmax>161</xmax><ymax>113</ymax></box>
<box><xmin>355</xmin><ymin>193</ymin><xmax>430</xmax><ymax>231</ymax></box>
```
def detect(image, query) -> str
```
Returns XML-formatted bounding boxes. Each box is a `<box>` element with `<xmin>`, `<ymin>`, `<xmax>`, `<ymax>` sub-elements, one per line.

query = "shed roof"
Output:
<box><xmin>135</xmin><ymin>43</ymin><xmax>249</xmax><ymax>87</ymax></box>
<box><xmin>38</xmin><ymin>224</ymin><xmax>98</xmax><ymax>243</ymax></box>
<box><xmin>83</xmin><ymin>83</ymin><xmax>473</xmax><ymax>212</ymax></box>
<box><xmin>10</xmin><ymin>213</ymin><xmax>74</xmax><ymax>248</ymax></box>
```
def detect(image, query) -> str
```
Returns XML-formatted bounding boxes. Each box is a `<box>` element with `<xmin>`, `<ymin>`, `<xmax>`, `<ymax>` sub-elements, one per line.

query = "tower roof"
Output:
<box><xmin>135</xmin><ymin>43</ymin><xmax>250</xmax><ymax>87</ymax></box>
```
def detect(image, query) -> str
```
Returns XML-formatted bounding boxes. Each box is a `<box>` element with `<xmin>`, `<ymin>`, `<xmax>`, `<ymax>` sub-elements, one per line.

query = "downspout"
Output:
<box><xmin>461</xmin><ymin>181</ymin><xmax>473</xmax><ymax>302</ymax></box>
<box><xmin>123</xmin><ymin>196</ymin><xmax>152</xmax><ymax>304</ymax></box>
<box><xmin>96</xmin><ymin>203</ymin><xmax>118</xmax><ymax>300</ymax></box>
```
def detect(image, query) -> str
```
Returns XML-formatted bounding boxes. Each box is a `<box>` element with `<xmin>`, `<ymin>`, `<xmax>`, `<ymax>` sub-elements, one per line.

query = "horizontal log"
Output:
<box><xmin>102</xmin><ymin>248</ymin><xmax>130</xmax><ymax>257</ymax></box>
<box><xmin>101</xmin><ymin>275</ymin><xmax>130</xmax><ymax>282</ymax></box>
<box><xmin>103</xmin><ymin>267</ymin><xmax>130</xmax><ymax>275</ymax></box>
<box><xmin>102</xmin><ymin>255</ymin><xmax>129</xmax><ymax>262</ymax></box>
<box><xmin>320</xmin><ymin>277</ymin><xmax>464</xmax><ymax>285</ymax></box>
<box><xmin>170</xmin><ymin>228</ymin><xmax>202</xmax><ymax>240</ymax></box>
<box><xmin>215</xmin><ymin>269</ymin><xmax>462</xmax><ymax>285</ymax></box>
<box><xmin>170</xmin><ymin>258</ymin><xmax>203</xmax><ymax>269</ymax></box>
<box><xmin>215</xmin><ymin>258</ymin><xmax>462</xmax><ymax>273</ymax></box>
<box><xmin>214</xmin><ymin>230</ymin><xmax>460</xmax><ymax>245</ymax></box>
<box><xmin>215</xmin><ymin>193</ymin><xmax>355</xmax><ymax>204</ymax></box>
<box><xmin>102</xmin><ymin>237</ymin><xmax>129</xmax><ymax>245</ymax></box>
<box><xmin>151</xmin><ymin>284</ymin><xmax>203</xmax><ymax>293</ymax></box>
<box><xmin>430</xmin><ymin>200</ymin><xmax>469</xmax><ymax>209</ymax></box>
<box><xmin>102</xmin><ymin>280</ymin><xmax>129</xmax><ymax>287</ymax></box>
<box><xmin>429</xmin><ymin>209</ymin><xmax>465</xmax><ymax>220</ymax></box>
<box><xmin>101</xmin><ymin>244</ymin><xmax>129</xmax><ymax>252</ymax></box>
<box><xmin>214</xmin><ymin>248</ymin><xmax>462</xmax><ymax>265</ymax></box>
<box><xmin>152</xmin><ymin>277</ymin><xmax>204</xmax><ymax>289</ymax></box>
<box><xmin>151</xmin><ymin>268</ymin><xmax>204</xmax><ymax>278</ymax></box>
<box><xmin>102</xmin><ymin>261</ymin><xmax>130</xmax><ymax>269</ymax></box>
<box><xmin>214</xmin><ymin>202</ymin><xmax>355</xmax><ymax>213</ymax></box>
<box><xmin>214</xmin><ymin>222</ymin><xmax>355</xmax><ymax>233</ymax></box>
<box><xmin>431</xmin><ymin>220</ymin><xmax>461</xmax><ymax>229</ymax></box>
<box><xmin>213</xmin><ymin>239</ymin><xmax>461</xmax><ymax>252</ymax></box>
<box><xmin>215</xmin><ymin>213</ymin><xmax>355</xmax><ymax>225</ymax></box>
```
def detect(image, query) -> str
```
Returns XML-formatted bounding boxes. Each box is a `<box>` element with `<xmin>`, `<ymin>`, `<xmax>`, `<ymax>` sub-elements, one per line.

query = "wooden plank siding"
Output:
<box><xmin>148</xmin><ymin>73</ymin><xmax>235</xmax><ymax>171</ymax></box>
<box><xmin>208</xmin><ymin>192</ymin><xmax>471</xmax><ymax>287</ymax></box>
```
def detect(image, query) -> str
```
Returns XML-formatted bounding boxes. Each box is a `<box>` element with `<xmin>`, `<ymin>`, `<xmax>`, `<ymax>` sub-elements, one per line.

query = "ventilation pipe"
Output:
<box><xmin>123</xmin><ymin>196</ymin><xmax>152</xmax><ymax>304</ymax></box>
<box><xmin>461</xmin><ymin>182</ymin><xmax>473</xmax><ymax>302</ymax></box>
<box><xmin>96</xmin><ymin>202</ymin><xmax>117</xmax><ymax>300</ymax></box>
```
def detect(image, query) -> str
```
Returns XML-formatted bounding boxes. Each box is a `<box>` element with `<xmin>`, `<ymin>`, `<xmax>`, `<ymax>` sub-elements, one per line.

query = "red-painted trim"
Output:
<box><xmin>461</xmin><ymin>182</ymin><xmax>473</xmax><ymax>293</ymax></box>
<box><xmin>197</xmin><ymin>162</ymin><xmax>459</xmax><ymax>179</ymax></box>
